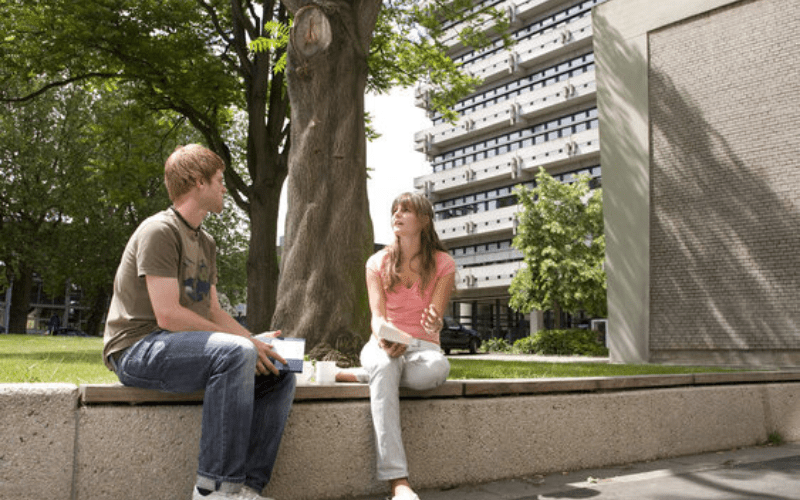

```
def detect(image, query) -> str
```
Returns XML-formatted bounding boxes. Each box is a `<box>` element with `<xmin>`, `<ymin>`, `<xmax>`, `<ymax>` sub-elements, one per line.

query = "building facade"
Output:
<box><xmin>597</xmin><ymin>0</ymin><xmax>800</xmax><ymax>365</ymax></box>
<box><xmin>413</xmin><ymin>0</ymin><xmax>606</xmax><ymax>339</ymax></box>
<box><xmin>1</xmin><ymin>278</ymin><xmax>89</xmax><ymax>334</ymax></box>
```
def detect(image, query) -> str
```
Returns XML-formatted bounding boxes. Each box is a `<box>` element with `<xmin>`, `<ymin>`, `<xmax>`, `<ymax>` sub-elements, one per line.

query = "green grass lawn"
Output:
<box><xmin>0</xmin><ymin>334</ymin><xmax>743</xmax><ymax>385</ymax></box>
<box><xmin>447</xmin><ymin>358</ymin><xmax>741</xmax><ymax>379</ymax></box>
<box><xmin>0</xmin><ymin>334</ymin><xmax>118</xmax><ymax>385</ymax></box>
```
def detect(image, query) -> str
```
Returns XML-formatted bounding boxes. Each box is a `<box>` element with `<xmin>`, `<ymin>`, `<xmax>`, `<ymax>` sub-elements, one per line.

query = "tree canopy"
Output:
<box><xmin>1</xmin><ymin>0</ymin><xmax>507</xmax><ymax>348</ymax></box>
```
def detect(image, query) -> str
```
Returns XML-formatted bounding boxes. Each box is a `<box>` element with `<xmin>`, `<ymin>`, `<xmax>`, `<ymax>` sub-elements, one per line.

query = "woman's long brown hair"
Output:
<box><xmin>383</xmin><ymin>192</ymin><xmax>448</xmax><ymax>292</ymax></box>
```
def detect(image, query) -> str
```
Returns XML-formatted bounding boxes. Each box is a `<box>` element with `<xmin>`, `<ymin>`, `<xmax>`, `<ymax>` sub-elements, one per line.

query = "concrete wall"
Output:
<box><xmin>3</xmin><ymin>377</ymin><xmax>800</xmax><ymax>500</ymax></box>
<box><xmin>595</xmin><ymin>0</ymin><xmax>800</xmax><ymax>365</ymax></box>
<box><xmin>0</xmin><ymin>384</ymin><xmax>78</xmax><ymax>499</ymax></box>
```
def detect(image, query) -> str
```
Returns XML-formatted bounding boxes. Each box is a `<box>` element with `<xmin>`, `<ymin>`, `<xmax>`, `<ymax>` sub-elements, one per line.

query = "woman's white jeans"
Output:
<box><xmin>360</xmin><ymin>337</ymin><xmax>450</xmax><ymax>481</ymax></box>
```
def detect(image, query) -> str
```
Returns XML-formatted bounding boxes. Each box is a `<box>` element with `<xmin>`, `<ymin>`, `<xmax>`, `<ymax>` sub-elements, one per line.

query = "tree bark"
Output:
<box><xmin>246</xmin><ymin>178</ymin><xmax>284</xmax><ymax>333</ymax></box>
<box><xmin>230</xmin><ymin>1</ymin><xmax>291</xmax><ymax>334</ymax></box>
<box><xmin>8</xmin><ymin>264</ymin><xmax>33</xmax><ymax>334</ymax></box>
<box><xmin>273</xmin><ymin>1</ymin><xmax>380</xmax><ymax>355</ymax></box>
<box><xmin>85</xmin><ymin>285</ymin><xmax>109</xmax><ymax>337</ymax></box>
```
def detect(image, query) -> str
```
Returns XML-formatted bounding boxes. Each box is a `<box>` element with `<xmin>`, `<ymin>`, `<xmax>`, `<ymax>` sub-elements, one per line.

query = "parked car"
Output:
<box><xmin>439</xmin><ymin>317</ymin><xmax>481</xmax><ymax>355</ymax></box>
<box><xmin>53</xmin><ymin>326</ymin><xmax>89</xmax><ymax>337</ymax></box>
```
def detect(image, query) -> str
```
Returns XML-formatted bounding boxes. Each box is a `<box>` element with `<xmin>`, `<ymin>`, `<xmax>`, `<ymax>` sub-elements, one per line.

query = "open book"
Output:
<box><xmin>377</xmin><ymin>320</ymin><xmax>413</xmax><ymax>345</ymax></box>
<box><xmin>252</xmin><ymin>333</ymin><xmax>306</xmax><ymax>373</ymax></box>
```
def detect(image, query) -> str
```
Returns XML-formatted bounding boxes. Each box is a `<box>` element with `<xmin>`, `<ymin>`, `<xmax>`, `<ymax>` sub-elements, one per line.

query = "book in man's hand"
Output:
<box><xmin>377</xmin><ymin>320</ymin><xmax>413</xmax><ymax>345</ymax></box>
<box><xmin>252</xmin><ymin>333</ymin><xmax>306</xmax><ymax>373</ymax></box>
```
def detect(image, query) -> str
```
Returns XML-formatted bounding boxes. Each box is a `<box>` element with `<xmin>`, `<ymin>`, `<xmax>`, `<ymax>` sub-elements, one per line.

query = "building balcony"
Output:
<box><xmin>457</xmin><ymin>260</ymin><xmax>524</xmax><ymax>291</ymax></box>
<box><xmin>415</xmin><ymin>128</ymin><xmax>599</xmax><ymax>197</ymax></box>
<box><xmin>435</xmin><ymin>204</ymin><xmax>518</xmax><ymax>244</ymax></box>
<box><xmin>439</xmin><ymin>0</ymin><xmax>582</xmax><ymax>51</ymax></box>
<box><xmin>414</xmin><ymin>70</ymin><xmax>595</xmax><ymax>154</ymax></box>
<box><xmin>416</xmin><ymin>13</ymin><xmax>594</xmax><ymax>114</ymax></box>
<box><xmin>453</xmin><ymin>247</ymin><xmax>523</xmax><ymax>268</ymax></box>
<box><xmin>471</xmin><ymin>13</ymin><xmax>593</xmax><ymax>85</ymax></box>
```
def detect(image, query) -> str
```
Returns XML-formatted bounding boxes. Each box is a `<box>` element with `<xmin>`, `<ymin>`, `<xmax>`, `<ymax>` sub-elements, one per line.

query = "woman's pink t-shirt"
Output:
<box><xmin>366</xmin><ymin>249</ymin><xmax>456</xmax><ymax>344</ymax></box>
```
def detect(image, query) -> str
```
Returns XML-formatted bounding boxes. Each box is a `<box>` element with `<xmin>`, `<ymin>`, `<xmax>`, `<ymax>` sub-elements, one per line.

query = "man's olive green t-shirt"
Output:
<box><xmin>102</xmin><ymin>208</ymin><xmax>217</xmax><ymax>370</ymax></box>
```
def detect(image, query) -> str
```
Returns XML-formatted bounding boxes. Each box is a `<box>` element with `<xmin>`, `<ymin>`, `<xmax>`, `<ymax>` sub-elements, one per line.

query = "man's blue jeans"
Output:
<box><xmin>112</xmin><ymin>330</ymin><xmax>296</xmax><ymax>494</ymax></box>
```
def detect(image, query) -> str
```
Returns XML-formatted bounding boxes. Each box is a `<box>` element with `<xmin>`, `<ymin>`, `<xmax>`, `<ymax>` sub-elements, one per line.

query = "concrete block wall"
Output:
<box><xmin>0</xmin><ymin>384</ymin><xmax>78</xmax><ymax>499</ymax></box>
<box><xmin>3</xmin><ymin>376</ymin><xmax>800</xmax><ymax>500</ymax></box>
<box><xmin>74</xmin><ymin>405</ymin><xmax>202</xmax><ymax>499</ymax></box>
<box><xmin>648</xmin><ymin>0</ymin><xmax>800</xmax><ymax>364</ymax></box>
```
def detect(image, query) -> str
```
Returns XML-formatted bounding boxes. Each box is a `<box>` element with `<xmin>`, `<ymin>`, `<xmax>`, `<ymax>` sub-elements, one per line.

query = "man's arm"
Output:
<box><xmin>145</xmin><ymin>275</ymin><xmax>286</xmax><ymax>375</ymax></box>
<box><xmin>146</xmin><ymin>275</ymin><xmax>223</xmax><ymax>333</ymax></box>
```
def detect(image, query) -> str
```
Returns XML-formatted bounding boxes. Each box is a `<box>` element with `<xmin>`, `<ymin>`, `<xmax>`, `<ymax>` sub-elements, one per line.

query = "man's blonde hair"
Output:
<box><xmin>164</xmin><ymin>144</ymin><xmax>225</xmax><ymax>202</ymax></box>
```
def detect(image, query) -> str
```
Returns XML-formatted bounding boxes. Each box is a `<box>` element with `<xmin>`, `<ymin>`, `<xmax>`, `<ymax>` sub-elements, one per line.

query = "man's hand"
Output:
<box><xmin>250</xmin><ymin>331</ymin><xmax>288</xmax><ymax>376</ymax></box>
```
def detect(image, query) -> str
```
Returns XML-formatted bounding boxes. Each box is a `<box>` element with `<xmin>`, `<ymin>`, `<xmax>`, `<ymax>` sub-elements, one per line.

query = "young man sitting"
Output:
<box><xmin>103</xmin><ymin>144</ymin><xmax>295</xmax><ymax>500</ymax></box>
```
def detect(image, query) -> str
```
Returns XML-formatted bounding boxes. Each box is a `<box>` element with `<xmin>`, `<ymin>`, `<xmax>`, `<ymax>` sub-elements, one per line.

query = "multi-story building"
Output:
<box><xmin>413</xmin><ymin>0</ymin><xmax>606</xmax><ymax>339</ymax></box>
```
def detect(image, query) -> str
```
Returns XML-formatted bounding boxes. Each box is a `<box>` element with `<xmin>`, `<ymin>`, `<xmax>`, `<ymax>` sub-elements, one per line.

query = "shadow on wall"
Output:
<box><xmin>647</xmin><ymin>0</ymin><xmax>800</xmax><ymax>358</ymax></box>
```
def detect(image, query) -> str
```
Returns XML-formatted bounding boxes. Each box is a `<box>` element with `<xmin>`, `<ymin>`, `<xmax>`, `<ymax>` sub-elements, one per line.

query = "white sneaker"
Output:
<box><xmin>192</xmin><ymin>488</ymin><xmax>233</xmax><ymax>500</ymax></box>
<box><xmin>388</xmin><ymin>492</ymin><xmax>420</xmax><ymax>500</ymax></box>
<box><xmin>192</xmin><ymin>486</ymin><xmax>274</xmax><ymax>500</ymax></box>
<box><xmin>234</xmin><ymin>486</ymin><xmax>274</xmax><ymax>500</ymax></box>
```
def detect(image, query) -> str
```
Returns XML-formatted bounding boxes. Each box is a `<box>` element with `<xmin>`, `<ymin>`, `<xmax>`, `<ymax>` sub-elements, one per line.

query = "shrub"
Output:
<box><xmin>511</xmin><ymin>335</ymin><xmax>538</xmax><ymax>354</ymax></box>
<box><xmin>514</xmin><ymin>329</ymin><xmax>608</xmax><ymax>357</ymax></box>
<box><xmin>481</xmin><ymin>337</ymin><xmax>511</xmax><ymax>353</ymax></box>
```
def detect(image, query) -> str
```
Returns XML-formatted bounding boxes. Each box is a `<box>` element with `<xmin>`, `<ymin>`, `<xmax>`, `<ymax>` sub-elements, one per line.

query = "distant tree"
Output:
<box><xmin>60</xmin><ymin>89</ymin><xmax>203</xmax><ymax>336</ymax></box>
<box><xmin>0</xmin><ymin>0</ymin><xmax>286</xmax><ymax>333</ymax></box>
<box><xmin>509</xmin><ymin>168</ymin><xmax>606</xmax><ymax>328</ymax></box>
<box><xmin>0</xmin><ymin>81</ymin><xmax>97</xmax><ymax>333</ymax></box>
<box><xmin>0</xmin><ymin>79</ymin><xmax>206</xmax><ymax>335</ymax></box>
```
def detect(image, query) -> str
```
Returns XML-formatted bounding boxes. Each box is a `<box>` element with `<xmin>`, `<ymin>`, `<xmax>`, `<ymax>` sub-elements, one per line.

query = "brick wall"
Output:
<box><xmin>648</xmin><ymin>0</ymin><xmax>800</xmax><ymax>359</ymax></box>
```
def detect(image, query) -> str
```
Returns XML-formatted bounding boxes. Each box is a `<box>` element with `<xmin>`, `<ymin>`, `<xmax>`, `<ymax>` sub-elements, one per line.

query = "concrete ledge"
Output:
<box><xmin>4</xmin><ymin>372</ymin><xmax>800</xmax><ymax>500</ymax></box>
<box><xmin>78</xmin><ymin>369</ymin><xmax>800</xmax><ymax>403</ymax></box>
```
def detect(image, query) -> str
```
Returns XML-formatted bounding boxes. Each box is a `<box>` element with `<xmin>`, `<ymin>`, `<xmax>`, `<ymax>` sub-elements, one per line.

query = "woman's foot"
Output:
<box><xmin>335</xmin><ymin>367</ymin><xmax>368</xmax><ymax>383</ymax></box>
<box><xmin>335</xmin><ymin>371</ymin><xmax>358</xmax><ymax>383</ymax></box>
<box><xmin>389</xmin><ymin>478</ymin><xmax>419</xmax><ymax>500</ymax></box>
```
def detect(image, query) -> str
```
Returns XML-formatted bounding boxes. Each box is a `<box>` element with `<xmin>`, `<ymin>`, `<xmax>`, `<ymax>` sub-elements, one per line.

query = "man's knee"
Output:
<box><xmin>211</xmin><ymin>333</ymin><xmax>257</xmax><ymax>372</ymax></box>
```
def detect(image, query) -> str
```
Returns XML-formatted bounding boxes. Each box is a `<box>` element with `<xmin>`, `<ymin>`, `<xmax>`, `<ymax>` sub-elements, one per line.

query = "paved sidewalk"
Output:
<box><xmin>352</xmin><ymin>443</ymin><xmax>800</xmax><ymax>500</ymax></box>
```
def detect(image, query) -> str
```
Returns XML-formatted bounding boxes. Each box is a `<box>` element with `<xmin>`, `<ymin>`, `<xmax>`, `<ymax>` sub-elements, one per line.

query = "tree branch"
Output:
<box><xmin>0</xmin><ymin>73</ymin><xmax>121</xmax><ymax>103</ymax></box>
<box><xmin>280</xmin><ymin>0</ymin><xmax>313</xmax><ymax>15</ymax></box>
<box><xmin>231</xmin><ymin>0</ymin><xmax>257</xmax><ymax>37</ymax></box>
<box><xmin>356</xmin><ymin>0</ymin><xmax>382</xmax><ymax>49</ymax></box>
<box><xmin>197</xmin><ymin>0</ymin><xmax>233</xmax><ymax>46</ymax></box>
<box><xmin>230</xmin><ymin>0</ymin><xmax>257</xmax><ymax>82</ymax></box>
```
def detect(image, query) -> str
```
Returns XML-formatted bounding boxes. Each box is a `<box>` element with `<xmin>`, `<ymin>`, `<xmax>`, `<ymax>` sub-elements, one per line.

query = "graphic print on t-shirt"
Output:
<box><xmin>183</xmin><ymin>256</ymin><xmax>212</xmax><ymax>303</ymax></box>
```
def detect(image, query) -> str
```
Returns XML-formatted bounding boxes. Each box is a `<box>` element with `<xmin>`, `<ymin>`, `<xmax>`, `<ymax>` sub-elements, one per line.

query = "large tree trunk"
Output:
<box><xmin>273</xmin><ymin>1</ymin><xmax>380</xmax><ymax>356</ymax></box>
<box><xmin>85</xmin><ymin>285</ymin><xmax>109</xmax><ymax>337</ymax></box>
<box><xmin>247</xmin><ymin>180</ymin><xmax>284</xmax><ymax>333</ymax></box>
<box><xmin>8</xmin><ymin>264</ymin><xmax>33</xmax><ymax>334</ymax></box>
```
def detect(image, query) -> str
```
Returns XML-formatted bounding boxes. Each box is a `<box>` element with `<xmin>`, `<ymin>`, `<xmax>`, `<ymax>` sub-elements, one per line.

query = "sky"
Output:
<box><xmin>277</xmin><ymin>87</ymin><xmax>431</xmax><ymax>245</ymax></box>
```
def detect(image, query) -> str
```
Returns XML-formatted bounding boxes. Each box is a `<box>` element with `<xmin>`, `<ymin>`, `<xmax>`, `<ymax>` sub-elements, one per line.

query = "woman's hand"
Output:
<box><xmin>421</xmin><ymin>304</ymin><xmax>443</xmax><ymax>337</ymax></box>
<box><xmin>373</xmin><ymin>316</ymin><xmax>408</xmax><ymax>358</ymax></box>
<box><xmin>380</xmin><ymin>338</ymin><xmax>408</xmax><ymax>358</ymax></box>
